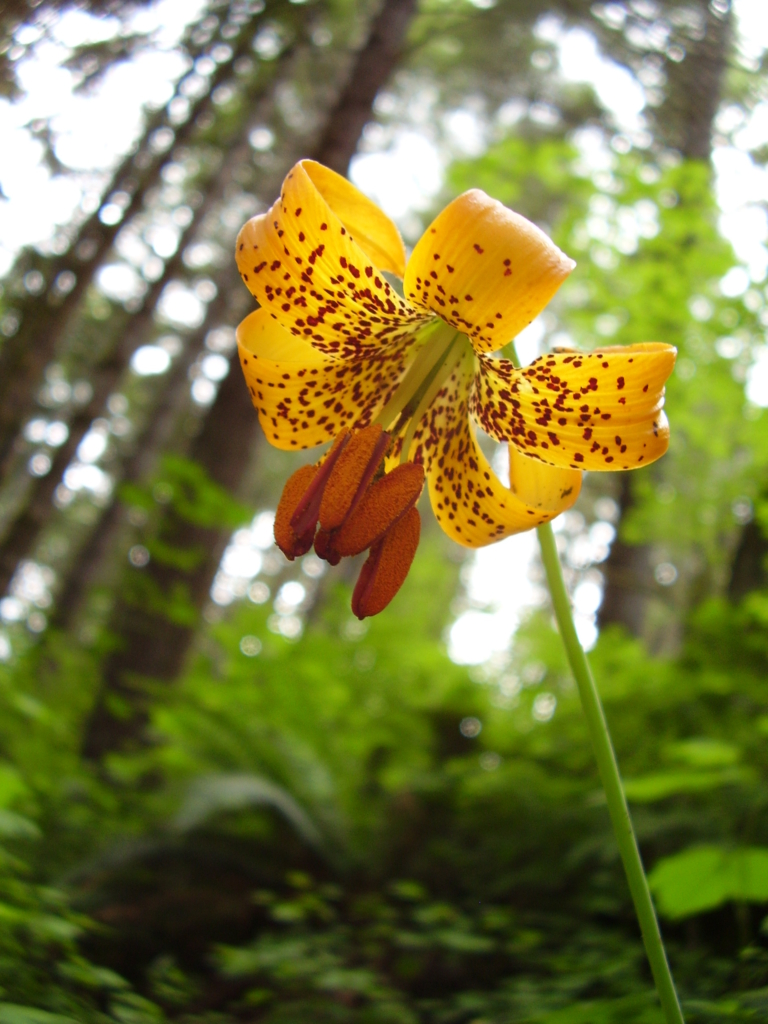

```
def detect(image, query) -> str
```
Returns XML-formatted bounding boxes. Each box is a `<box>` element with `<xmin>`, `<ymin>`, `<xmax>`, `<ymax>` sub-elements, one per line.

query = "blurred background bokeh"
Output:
<box><xmin>0</xmin><ymin>0</ymin><xmax>768</xmax><ymax>1020</ymax></box>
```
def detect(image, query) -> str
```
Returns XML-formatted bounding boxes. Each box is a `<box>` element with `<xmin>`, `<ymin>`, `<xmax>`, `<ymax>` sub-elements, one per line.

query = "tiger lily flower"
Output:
<box><xmin>235</xmin><ymin>160</ymin><xmax>676</xmax><ymax>618</ymax></box>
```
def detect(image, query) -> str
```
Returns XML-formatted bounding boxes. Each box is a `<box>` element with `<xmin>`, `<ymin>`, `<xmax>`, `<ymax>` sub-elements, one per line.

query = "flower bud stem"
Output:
<box><xmin>536</xmin><ymin>521</ymin><xmax>684</xmax><ymax>1023</ymax></box>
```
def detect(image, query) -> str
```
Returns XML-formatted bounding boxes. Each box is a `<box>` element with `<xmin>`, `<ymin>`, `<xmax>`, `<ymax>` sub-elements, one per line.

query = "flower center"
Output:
<box><xmin>374</xmin><ymin>318</ymin><xmax>462</xmax><ymax>438</ymax></box>
<box><xmin>272</xmin><ymin>321</ymin><xmax>471</xmax><ymax>618</ymax></box>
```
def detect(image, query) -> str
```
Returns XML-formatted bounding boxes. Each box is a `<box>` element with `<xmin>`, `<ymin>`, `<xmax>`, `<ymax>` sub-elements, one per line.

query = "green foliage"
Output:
<box><xmin>120</xmin><ymin>456</ymin><xmax>251</xmax><ymax>534</ymax></box>
<box><xmin>649</xmin><ymin>847</ymin><xmax>768</xmax><ymax>920</ymax></box>
<box><xmin>30</xmin><ymin>527</ymin><xmax>757</xmax><ymax>1021</ymax></box>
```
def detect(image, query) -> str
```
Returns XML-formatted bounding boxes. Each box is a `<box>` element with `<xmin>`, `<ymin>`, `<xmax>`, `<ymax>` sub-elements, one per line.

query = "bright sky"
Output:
<box><xmin>1</xmin><ymin>0</ymin><xmax>767</xmax><ymax>667</ymax></box>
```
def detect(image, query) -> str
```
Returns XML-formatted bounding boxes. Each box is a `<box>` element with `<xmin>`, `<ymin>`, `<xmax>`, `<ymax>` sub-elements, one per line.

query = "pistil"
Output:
<box><xmin>374</xmin><ymin>319</ymin><xmax>459</xmax><ymax>431</ymax></box>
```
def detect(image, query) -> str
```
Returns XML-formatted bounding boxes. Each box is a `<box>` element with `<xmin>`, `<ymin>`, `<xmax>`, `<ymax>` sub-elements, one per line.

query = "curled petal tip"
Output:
<box><xmin>405</xmin><ymin>189</ymin><xmax>576</xmax><ymax>355</ymax></box>
<box><xmin>473</xmin><ymin>342</ymin><xmax>678</xmax><ymax>473</ymax></box>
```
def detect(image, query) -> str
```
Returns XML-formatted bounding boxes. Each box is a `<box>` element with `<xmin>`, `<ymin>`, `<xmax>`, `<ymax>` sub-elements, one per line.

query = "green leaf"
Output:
<box><xmin>649</xmin><ymin>846</ymin><xmax>768</xmax><ymax>919</ymax></box>
<box><xmin>0</xmin><ymin>1007</ymin><xmax>78</xmax><ymax>1024</ymax></box>
<box><xmin>433</xmin><ymin>928</ymin><xmax>494</xmax><ymax>953</ymax></box>
<box><xmin>57</xmin><ymin>959</ymin><xmax>128</xmax><ymax>990</ymax></box>
<box><xmin>522</xmin><ymin>993</ymin><xmax>663</xmax><ymax>1023</ymax></box>
<box><xmin>665</xmin><ymin>738</ymin><xmax>740</xmax><ymax>767</ymax></box>
<box><xmin>0</xmin><ymin>768</ymin><xmax>28</xmax><ymax>810</ymax></box>
<box><xmin>174</xmin><ymin>773</ymin><xmax>323</xmax><ymax>850</ymax></box>
<box><xmin>0</xmin><ymin>810</ymin><xmax>39</xmax><ymax>840</ymax></box>
<box><xmin>623</xmin><ymin>767</ymin><xmax>750</xmax><ymax>802</ymax></box>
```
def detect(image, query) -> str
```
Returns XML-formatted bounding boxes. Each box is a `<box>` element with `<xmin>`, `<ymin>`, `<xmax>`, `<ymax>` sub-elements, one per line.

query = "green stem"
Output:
<box><xmin>536</xmin><ymin>521</ymin><xmax>685</xmax><ymax>1024</ymax></box>
<box><xmin>398</xmin><ymin>337</ymin><xmax>463</xmax><ymax>464</ymax></box>
<box><xmin>374</xmin><ymin>319</ymin><xmax>456</xmax><ymax>430</ymax></box>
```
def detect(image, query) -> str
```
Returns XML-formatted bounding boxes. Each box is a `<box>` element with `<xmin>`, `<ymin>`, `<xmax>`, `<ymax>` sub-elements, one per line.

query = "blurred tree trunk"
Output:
<box><xmin>728</xmin><ymin>504</ymin><xmax>768</xmax><ymax>602</ymax></box>
<box><xmin>53</xmin><ymin>280</ymin><xmax>254</xmax><ymax>632</ymax></box>
<box><xmin>597</xmin><ymin>475</ymin><xmax>655</xmax><ymax>635</ymax></box>
<box><xmin>653</xmin><ymin>2</ymin><xmax>732</xmax><ymax>161</ymax></box>
<box><xmin>313</xmin><ymin>0</ymin><xmax>417</xmax><ymax>174</ymax></box>
<box><xmin>0</xmin><ymin>18</ymin><xmax>303</xmax><ymax>595</ymax></box>
<box><xmin>0</xmin><ymin>191</ymin><xmax>221</xmax><ymax>595</ymax></box>
<box><xmin>0</xmin><ymin>0</ymin><xmax>271</xmax><ymax>476</ymax></box>
<box><xmin>81</xmin><ymin>314</ymin><xmax>258</xmax><ymax>760</ymax></box>
<box><xmin>598</xmin><ymin>0</ymin><xmax>732</xmax><ymax>638</ymax></box>
<box><xmin>81</xmin><ymin>0</ymin><xmax>419</xmax><ymax>762</ymax></box>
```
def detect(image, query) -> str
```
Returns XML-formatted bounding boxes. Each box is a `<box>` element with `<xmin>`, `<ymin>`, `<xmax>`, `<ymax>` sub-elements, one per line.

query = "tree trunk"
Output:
<box><xmin>0</xmin><ymin>0</ymin><xmax>283</xmax><ymax>477</ymax></box>
<box><xmin>596</xmin><ymin>475</ymin><xmax>655</xmax><ymax>635</ymax></box>
<box><xmin>728</xmin><ymin>515</ymin><xmax>768</xmax><ymax>602</ymax></box>
<box><xmin>0</xmin><ymin>4</ymin><xmax>311</xmax><ymax>595</ymax></box>
<box><xmin>653</xmin><ymin>2</ymin><xmax>732</xmax><ymax>160</ymax></box>
<box><xmin>80</xmin><ymin>0</ymin><xmax>420</xmax><ymax>762</ymax></box>
<box><xmin>0</xmin><ymin>0</ymin><xmax>325</xmax><ymax>598</ymax></box>
<box><xmin>81</xmin><ymin>320</ymin><xmax>259</xmax><ymax>760</ymax></box>
<box><xmin>597</xmin><ymin>1</ymin><xmax>732</xmax><ymax>638</ymax></box>
<box><xmin>313</xmin><ymin>0</ymin><xmax>417</xmax><ymax>175</ymax></box>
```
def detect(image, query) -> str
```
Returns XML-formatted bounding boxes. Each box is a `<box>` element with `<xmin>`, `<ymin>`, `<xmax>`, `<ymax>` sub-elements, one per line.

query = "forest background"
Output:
<box><xmin>0</xmin><ymin>0</ymin><xmax>767</xmax><ymax>1020</ymax></box>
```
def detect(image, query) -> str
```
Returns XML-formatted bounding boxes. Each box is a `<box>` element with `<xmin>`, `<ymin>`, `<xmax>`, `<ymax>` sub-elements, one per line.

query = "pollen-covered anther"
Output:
<box><xmin>351</xmin><ymin>506</ymin><xmax>421</xmax><ymax>619</ymax></box>
<box><xmin>319</xmin><ymin>423</ymin><xmax>390</xmax><ymax>531</ymax></box>
<box><xmin>313</xmin><ymin>527</ymin><xmax>341</xmax><ymax>566</ymax></box>
<box><xmin>274</xmin><ymin>464</ymin><xmax>319</xmax><ymax>560</ymax></box>
<box><xmin>333</xmin><ymin>462</ymin><xmax>425</xmax><ymax>557</ymax></box>
<box><xmin>289</xmin><ymin>428</ymin><xmax>350</xmax><ymax>537</ymax></box>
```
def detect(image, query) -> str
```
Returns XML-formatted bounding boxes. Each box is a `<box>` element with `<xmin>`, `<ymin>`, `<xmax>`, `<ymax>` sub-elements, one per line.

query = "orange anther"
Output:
<box><xmin>313</xmin><ymin>527</ymin><xmax>341</xmax><ymax>566</ymax></box>
<box><xmin>351</xmin><ymin>506</ymin><xmax>421</xmax><ymax>619</ymax></box>
<box><xmin>274</xmin><ymin>463</ymin><xmax>319</xmax><ymax>559</ymax></box>
<box><xmin>333</xmin><ymin>462</ymin><xmax>424</xmax><ymax>557</ymax></box>
<box><xmin>319</xmin><ymin>424</ymin><xmax>388</xmax><ymax>531</ymax></box>
<box><xmin>290</xmin><ymin>428</ymin><xmax>350</xmax><ymax>536</ymax></box>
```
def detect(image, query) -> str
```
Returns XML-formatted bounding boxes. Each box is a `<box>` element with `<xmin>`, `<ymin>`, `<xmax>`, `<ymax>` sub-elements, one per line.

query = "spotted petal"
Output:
<box><xmin>404</xmin><ymin>189</ymin><xmax>575</xmax><ymax>355</ymax></box>
<box><xmin>470</xmin><ymin>343</ymin><xmax>677</xmax><ymax>470</ymax></box>
<box><xmin>235</xmin><ymin>160</ymin><xmax>428</xmax><ymax>360</ymax></box>
<box><xmin>508</xmin><ymin>445</ymin><xmax>582</xmax><ymax>512</ymax></box>
<box><xmin>237</xmin><ymin>308</ymin><xmax>417</xmax><ymax>450</ymax></box>
<box><xmin>405</xmin><ymin>345</ymin><xmax>579</xmax><ymax>547</ymax></box>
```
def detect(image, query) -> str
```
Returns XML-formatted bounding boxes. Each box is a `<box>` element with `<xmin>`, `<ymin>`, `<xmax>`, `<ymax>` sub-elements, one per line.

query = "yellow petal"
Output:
<box><xmin>508</xmin><ymin>445</ymin><xmax>582</xmax><ymax>512</ymax></box>
<box><xmin>406</xmin><ymin>346</ymin><xmax>578</xmax><ymax>547</ymax></box>
<box><xmin>404</xmin><ymin>189</ymin><xmax>575</xmax><ymax>355</ymax></box>
<box><xmin>237</xmin><ymin>308</ymin><xmax>417</xmax><ymax>450</ymax></box>
<box><xmin>301</xmin><ymin>161</ymin><xmax>406</xmax><ymax>277</ymax></box>
<box><xmin>235</xmin><ymin>161</ymin><xmax>427</xmax><ymax>360</ymax></box>
<box><xmin>470</xmin><ymin>343</ymin><xmax>677</xmax><ymax>470</ymax></box>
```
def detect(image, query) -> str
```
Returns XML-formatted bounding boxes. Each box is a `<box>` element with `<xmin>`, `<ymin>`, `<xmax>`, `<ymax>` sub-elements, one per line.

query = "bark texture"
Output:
<box><xmin>312</xmin><ymin>0</ymin><xmax>417</xmax><ymax>175</ymax></box>
<box><xmin>654</xmin><ymin>3</ymin><xmax>732</xmax><ymax>160</ymax></box>
<box><xmin>82</xmin><ymin>324</ymin><xmax>259</xmax><ymax>760</ymax></box>
<box><xmin>0</xmin><ymin>2</ymin><xmax>308</xmax><ymax>596</ymax></box>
